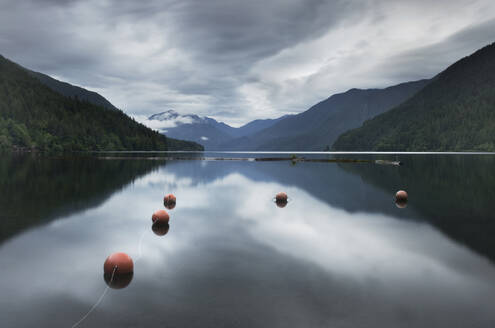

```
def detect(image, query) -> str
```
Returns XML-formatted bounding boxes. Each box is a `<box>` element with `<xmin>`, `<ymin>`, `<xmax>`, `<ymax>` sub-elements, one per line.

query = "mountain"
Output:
<box><xmin>218</xmin><ymin>79</ymin><xmax>430</xmax><ymax>151</ymax></box>
<box><xmin>333</xmin><ymin>42</ymin><xmax>495</xmax><ymax>151</ymax></box>
<box><xmin>27</xmin><ymin>70</ymin><xmax>118</xmax><ymax>110</ymax></box>
<box><xmin>147</xmin><ymin>110</ymin><xmax>287</xmax><ymax>149</ymax></box>
<box><xmin>0</xmin><ymin>54</ymin><xmax>203</xmax><ymax>152</ymax></box>
<box><xmin>234</xmin><ymin>116</ymin><xmax>291</xmax><ymax>137</ymax></box>
<box><xmin>147</xmin><ymin>110</ymin><xmax>234</xmax><ymax>149</ymax></box>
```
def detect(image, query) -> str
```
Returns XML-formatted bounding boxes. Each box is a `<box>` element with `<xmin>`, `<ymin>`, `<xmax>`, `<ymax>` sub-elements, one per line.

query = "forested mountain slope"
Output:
<box><xmin>333</xmin><ymin>42</ymin><xmax>495</xmax><ymax>151</ymax></box>
<box><xmin>0</xmin><ymin>55</ymin><xmax>203</xmax><ymax>151</ymax></box>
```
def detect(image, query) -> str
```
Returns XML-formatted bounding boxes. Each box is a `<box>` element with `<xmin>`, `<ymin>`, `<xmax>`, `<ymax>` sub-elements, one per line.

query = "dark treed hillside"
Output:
<box><xmin>333</xmin><ymin>42</ymin><xmax>495</xmax><ymax>151</ymax></box>
<box><xmin>28</xmin><ymin>70</ymin><xmax>118</xmax><ymax>110</ymax></box>
<box><xmin>0</xmin><ymin>55</ymin><xmax>203</xmax><ymax>151</ymax></box>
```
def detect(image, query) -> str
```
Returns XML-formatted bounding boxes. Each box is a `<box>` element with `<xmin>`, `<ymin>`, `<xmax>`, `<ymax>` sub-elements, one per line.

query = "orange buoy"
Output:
<box><xmin>395</xmin><ymin>190</ymin><xmax>408</xmax><ymax>208</ymax></box>
<box><xmin>152</xmin><ymin>209</ymin><xmax>170</xmax><ymax>223</ymax></box>
<box><xmin>275</xmin><ymin>192</ymin><xmax>288</xmax><ymax>207</ymax></box>
<box><xmin>104</xmin><ymin>252</ymin><xmax>134</xmax><ymax>275</ymax></box>
<box><xmin>152</xmin><ymin>221</ymin><xmax>170</xmax><ymax>236</ymax></box>
<box><xmin>163</xmin><ymin>194</ymin><xmax>176</xmax><ymax>210</ymax></box>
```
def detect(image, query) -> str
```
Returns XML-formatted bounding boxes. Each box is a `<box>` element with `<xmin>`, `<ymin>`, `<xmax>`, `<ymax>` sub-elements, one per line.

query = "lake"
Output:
<box><xmin>1</xmin><ymin>152</ymin><xmax>494</xmax><ymax>328</ymax></box>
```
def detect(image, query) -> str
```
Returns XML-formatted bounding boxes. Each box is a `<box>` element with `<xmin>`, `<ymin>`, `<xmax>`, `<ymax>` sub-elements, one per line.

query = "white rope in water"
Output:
<box><xmin>70</xmin><ymin>266</ymin><xmax>117</xmax><ymax>328</ymax></box>
<box><xmin>134</xmin><ymin>228</ymin><xmax>147</xmax><ymax>263</ymax></box>
<box><xmin>70</xmin><ymin>222</ymin><xmax>148</xmax><ymax>327</ymax></box>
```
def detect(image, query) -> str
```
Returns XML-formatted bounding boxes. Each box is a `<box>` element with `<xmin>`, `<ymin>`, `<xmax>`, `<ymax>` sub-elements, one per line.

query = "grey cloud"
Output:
<box><xmin>371</xmin><ymin>19</ymin><xmax>495</xmax><ymax>82</ymax></box>
<box><xmin>1</xmin><ymin>0</ymin><xmax>495</xmax><ymax>125</ymax></box>
<box><xmin>2</xmin><ymin>0</ymin><xmax>356</xmax><ymax>121</ymax></box>
<box><xmin>168</xmin><ymin>0</ymin><xmax>355</xmax><ymax>61</ymax></box>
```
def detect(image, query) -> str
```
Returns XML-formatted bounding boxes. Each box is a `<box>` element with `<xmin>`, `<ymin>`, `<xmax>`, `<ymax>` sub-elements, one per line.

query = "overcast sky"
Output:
<box><xmin>1</xmin><ymin>0</ymin><xmax>495</xmax><ymax>126</ymax></box>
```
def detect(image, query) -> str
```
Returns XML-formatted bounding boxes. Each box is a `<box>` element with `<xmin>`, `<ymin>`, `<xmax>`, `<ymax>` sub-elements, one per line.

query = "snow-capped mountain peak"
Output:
<box><xmin>148</xmin><ymin>109</ymin><xmax>200</xmax><ymax>122</ymax></box>
<box><xmin>148</xmin><ymin>110</ymin><xmax>180</xmax><ymax>121</ymax></box>
<box><xmin>145</xmin><ymin>110</ymin><xmax>208</xmax><ymax>129</ymax></box>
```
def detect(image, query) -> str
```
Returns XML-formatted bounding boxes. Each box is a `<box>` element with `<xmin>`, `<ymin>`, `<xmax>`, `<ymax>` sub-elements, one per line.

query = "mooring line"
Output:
<box><xmin>134</xmin><ymin>228</ymin><xmax>148</xmax><ymax>263</ymax></box>
<box><xmin>70</xmin><ymin>266</ymin><xmax>117</xmax><ymax>328</ymax></box>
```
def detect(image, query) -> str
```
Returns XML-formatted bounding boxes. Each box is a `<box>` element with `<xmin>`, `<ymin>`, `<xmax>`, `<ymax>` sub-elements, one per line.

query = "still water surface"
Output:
<box><xmin>0</xmin><ymin>153</ymin><xmax>494</xmax><ymax>328</ymax></box>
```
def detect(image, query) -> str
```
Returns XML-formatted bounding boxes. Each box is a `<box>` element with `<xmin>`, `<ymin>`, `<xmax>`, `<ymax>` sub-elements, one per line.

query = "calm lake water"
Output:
<box><xmin>1</xmin><ymin>152</ymin><xmax>495</xmax><ymax>328</ymax></box>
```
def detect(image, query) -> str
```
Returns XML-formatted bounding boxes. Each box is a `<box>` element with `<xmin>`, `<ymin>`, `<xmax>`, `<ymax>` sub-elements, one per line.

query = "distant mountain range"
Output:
<box><xmin>147</xmin><ymin>110</ymin><xmax>289</xmax><ymax>149</ymax></box>
<box><xmin>145</xmin><ymin>80</ymin><xmax>429</xmax><ymax>150</ymax></box>
<box><xmin>333</xmin><ymin>42</ymin><xmax>495</xmax><ymax>151</ymax></box>
<box><xmin>0</xmin><ymin>55</ymin><xmax>203</xmax><ymax>151</ymax></box>
<box><xmin>147</xmin><ymin>41</ymin><xmax>495</xmax><ymax>152</ymax></box>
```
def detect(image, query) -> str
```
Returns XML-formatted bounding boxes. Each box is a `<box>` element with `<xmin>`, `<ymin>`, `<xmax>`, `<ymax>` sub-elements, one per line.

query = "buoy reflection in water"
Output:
<box><xmin>104</xmin><ymin>272</ymin><xmax>133</xmax><ymax>289</ymax></box>
<box><xmin>163</xmin><ymin>194</ymin><xmax>177</xmax><ymax>210</ymax></box>
<box><xmin>152</xmin><ymin>221</ymin><xmax>170</xmax><ymax>236</ymax></box>
<box><xmin>275</xmin><ymin>192</ymin><xmax>288</xmax><ymax>208</ymax></box>
<box><xmin>395</xmin><ymin>190</ymin><xmax>408</xmax><ymax>208</ymax></box>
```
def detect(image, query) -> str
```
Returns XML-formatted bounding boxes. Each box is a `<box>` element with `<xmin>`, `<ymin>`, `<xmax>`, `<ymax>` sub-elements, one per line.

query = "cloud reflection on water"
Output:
<box><xmin>0</xmin><ymin>161</ymin><xmax>495</xmax><ymax>327</ymax></box>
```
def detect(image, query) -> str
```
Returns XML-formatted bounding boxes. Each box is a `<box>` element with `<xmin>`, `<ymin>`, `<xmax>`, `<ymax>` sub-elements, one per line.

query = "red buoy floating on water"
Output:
<box><xmin>152</xmin><ymin>209</ymin><xmax>170</xmax><ymax>223</ymax></box>
<box><xmin>152</xmin><ymin>221</ymin><xmax>170</xmax><ymax>236</ymax></box>
<box><xmin>163</xmin><ymin>194</ymin><xmax>176</xmax><ymax>210</ymax></box>
<box><xmin>103</xmin><ymin>253</ymin><xmax>134</xmax><ymax>289</ymax></box>
<box><xmin>275</xmin><ymin>192</ymin><xmax>288</xmax><ymax>208</ymax></box>
<box><xmin>395</xmin><ymin>190</ymin><xmax>408</xmax><ymax>208</ymax></box>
